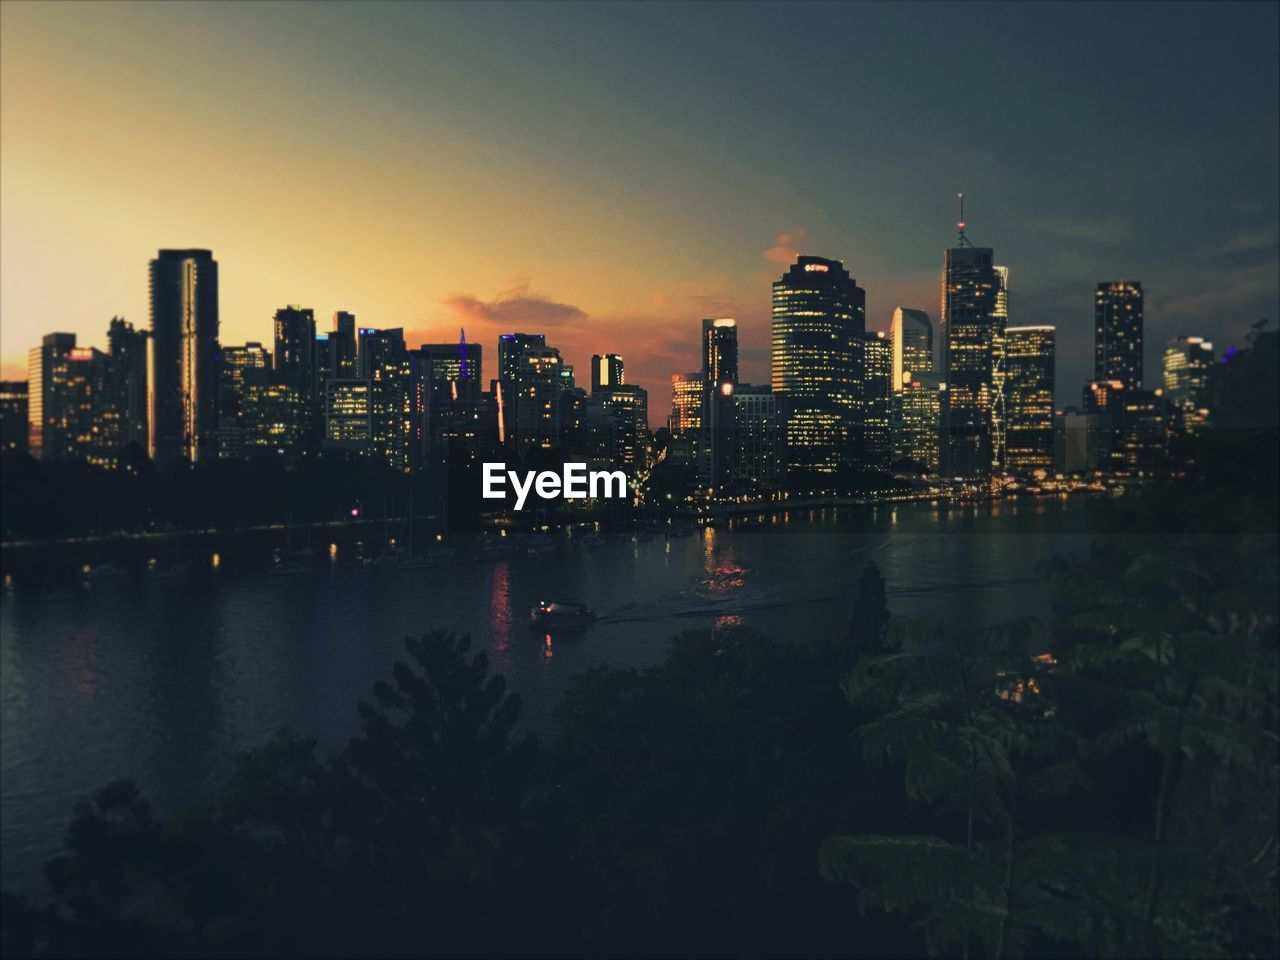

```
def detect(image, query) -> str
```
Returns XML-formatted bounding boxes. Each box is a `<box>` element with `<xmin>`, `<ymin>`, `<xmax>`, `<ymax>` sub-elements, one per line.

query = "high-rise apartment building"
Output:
<box><xmin>893</xmin><ymin>374</ymin><xmax>944</xmax><ymax>473</ymax></box>
<box><xmin>772</xmin><ymin>256</ymin><xmax>865</xmax><ymax>482</ymax></box>
<box><xmin>149</xmin><ymin>249</ymin><xmax>219</xmax><ymax>463</ymax></box>
<box><xmin>1004</xmin><ymin>325</ymin><xmax>1056</xmax><ymax>475</ymax></box>
<box><xmin>1095</xmin><ymin>281</ymin><xmax>1144</xmax><ymax>390</ymax></box>
<box><xmin>669</xmin><ymin>372</ymin><xmax>703</xmax><ymax>435</ymax></box>
<box><xmin>588</xmin><ymin>384</ymin><xmax>649</xmax><ymax>472</ymax></box>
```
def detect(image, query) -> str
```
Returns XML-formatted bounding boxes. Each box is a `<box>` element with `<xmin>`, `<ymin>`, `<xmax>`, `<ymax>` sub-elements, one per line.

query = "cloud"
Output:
<box><xmin>1024</xmin><ymin>217</ymin><xmax>1133</xmax><ymax>245</ymax></box>
<box><xmin>763</xmin><ymin>229</ymin><xmax>809</xmax><ymax>265</ymax></box>
<box><xmin>440</xmin><ymin>279</ymin><xmax>587</xmax><ymax>329</ymax></box>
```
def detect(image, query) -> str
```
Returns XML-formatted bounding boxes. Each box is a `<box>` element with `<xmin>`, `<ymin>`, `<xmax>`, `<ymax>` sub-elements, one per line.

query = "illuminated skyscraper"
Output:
<box><xmin>324</xmin><ymin>379</ymin><xmax>373</xmax><ymax>451</ymax></box>
<box><xmin>26</xmin><ymin>333</ymin><xmax>119</xmax><ymax>466</ymax></box>
<box><xmin>940</xmin><ymin>216</ymin><xmax>1003</xmax><ymax>479</ymax></box>
<box><xmin>513</xmin><ymin>343</ymin><xmax>575</xmax><ymax>454</ymax></box>
<box><xmin>590</xmin><ymin>354</ymin><xmax>624</xmax><ymax>393</ymax></box>
<box><xmin>217</xmin><ymin>342</ymin><xmax>271</xmax><ymax>459</ymax></box>
<box><xmin>239</xmin><ymin>368</ymin><xmax>307</xmax><ymax>458</ymax></box>
<box><xmin>1004</xmin><ymin>326</ymin><xmax>1056</xmax><ymax>475</ymax></box>
<box><xmin>771</xmin><ymin>256</ymin><xmax>865</xmax><ymax>482</ymax></box>
<box><xmin>357</xmin><ymin>327</ymin><xmax>423</xmax><ymax>472</ymax></box>
<box><xmin>1163</xmin><ymin>335</ymin><xmax>1214</xmax><ymax>430</ymax></box>
<box><xmin>149</xmin><ymin>249</ymin><xmax>219</xmax><ymax>463</ymax></box>
<box><xmin>893</xmin><ymin>374</ymin><xmax>944</xmax><ymax>473</ymax></box>
<box><xmin>890</xmin><ymin>307</ymin><xmax>933</xmax><ymax>392</ymax></box>
<box><xmin>1095</xmin><ymin>281</ymin><xmax>1144</xmax><ymax>390</ymax></box>
<box><xmin>733</xmin><ymin>385</ymin><xmax>778</xmax><ymax>489</ymax></box>
<box><xmin>497</xmin><ymin>333</ymin><xmax>548</xmax><ymax>447</ymax></box>
<box><xmin>701</xmin><ymin>318</ymin><xmax>739</xmax><ymax>488</ymax></box>
<box><xmin>589</xmin><ymin>384</ymin><xmax>649</xmax><ymax>472</ymax></box>
<box><xmin>860</xmin><ymin>331</ymin><xmax>891</xmax><ymax>471</ymax></box>
<box><xmin>0</xmin><ymin>381</ymin><xmax>27</xmax><ymax>456</ymax></box>
<box><xmin>669</xmin><ymin>372</ymin><xmax>702</xmax><ymax>435</ymax></box>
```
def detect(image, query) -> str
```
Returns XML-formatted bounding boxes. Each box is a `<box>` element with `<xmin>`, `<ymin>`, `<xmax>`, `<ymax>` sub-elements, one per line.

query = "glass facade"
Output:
<box><xmin>1094</xmin><ymin>281</ymin><xmax>1144</xmax><ymax>390</ymax></box>
<box><xmin>1004</xmin><ymin>325</ymin><xmax>1056</xmax><ymax>475</ymax></box>
<box><xmin>771</xmin><ymin>256</ymin><xmax>865</xmax><ymax>480</ymax></box>
<box><xmin>940</xmin><ymin>244</ymin><xmax>1003</xmax><ymax>478</ymax></box>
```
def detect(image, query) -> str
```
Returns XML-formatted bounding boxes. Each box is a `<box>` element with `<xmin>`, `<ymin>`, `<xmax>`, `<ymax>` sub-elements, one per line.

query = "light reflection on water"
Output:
<box><xmin>1</xmin><ymin>499</ymin><xmax>1096</xmax><ymax>894</ymax></box>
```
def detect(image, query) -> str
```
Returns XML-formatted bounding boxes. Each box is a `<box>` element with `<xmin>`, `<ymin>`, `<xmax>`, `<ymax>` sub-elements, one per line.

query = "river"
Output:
<box><xmin>1</xmin><ymin>496</ymin><xmax>1098</xmax><ymax>894</ymax></box>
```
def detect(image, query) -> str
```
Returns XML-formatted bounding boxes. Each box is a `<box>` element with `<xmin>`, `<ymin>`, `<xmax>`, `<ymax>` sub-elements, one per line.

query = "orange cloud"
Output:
<box><xmin>763</xmin><ymin>229</ymin><xmax>809</xmax><ymax>265</ymax></box>
<box><xmin>440</xmin><ymin>279</ymin><xmax>587</xmax><ymax>328</ymax></box>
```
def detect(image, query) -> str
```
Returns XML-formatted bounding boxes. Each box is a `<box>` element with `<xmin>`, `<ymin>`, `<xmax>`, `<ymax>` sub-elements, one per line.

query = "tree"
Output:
<box><xmin>847</xmin><ymin>561</ymin><xmax>890</xmax><ymax>663</ymax></box>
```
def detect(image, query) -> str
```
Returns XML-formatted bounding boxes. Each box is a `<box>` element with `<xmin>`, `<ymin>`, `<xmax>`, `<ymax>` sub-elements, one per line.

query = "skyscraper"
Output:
<box><xmin>26</xmin><ymin>334</ymin><xmax>119</xmax><ymax>466</ymax></box>
<box><xmin>0</xmin><ymin>381</ymin><xmax>28</xmax><ymax>456</ymax></box>
<box><xmin>860</xmin><ymin>331</ymin><xmax>891</xmax><ymax>471</ymax></box>
<box><xmin>590</xmin><ymin>354</ymin><xmax>624</xmax><ymax>393</ymax></box>
<box><xmin>273</xmin><ymin>305</ymin><xmax>317</xmax><ymax>395</ymax></box>
<box><xmin>149</xmin><ymin>249</ymin><xmax>219</xmax><ymax>463</ymax></box>
<box><xmin>940</xmin><ymin>220</ymin><xmax>1003</xmax><ymax>479</ymax></box>
<box><xmin>497</xmin><ymin>333</ymin><xmax>548</xmax><ymax>448</ymax></box>
<box><xmin>1163</xmin><ymin>335</ymin><xmax>1214</xmax><ymax>430</ymax></box>
<box><xmin>1004</xmin><ymin>326</ymin><xmax>1056</xmax><ymax>475</ymax></box>
<box><xmin>588</xmin><ymin>384</ymin><xmax>649</xmax><ymax>472</ymax></box>
<box><xmin>732</xmin><ymin>385</ymin><xmax>778</xmax><ymax>490</ymax></box>
<box><xmin>669</xmin><ymin>373</ymin><xmax>703</xmax><ymax>435</ymax></box>
<box><xmin>890</xmin><ymin>307</ymin><xmax>933</xmax><ymax>392</ymax></box>
<box><xmin>107</xmin><ymin>317</ymin><xmax>149</xmax><ymax>449</ymax></box>
<box><xmin>218</xmin><ymin>342</ymin><xmax>271</xmax><ymax>459</ymax></box>
<box><xmin>331</xmin><ymin>311</ymin><xmax>358</xmax><ymax>378</ymax></box>
<box><xmin>701</xmin><ymin>318</ymin><xmax>738</xmax><ymax>489</ymax></box>
<box><xmin>894</xmin><ymin>374</ymin><xmax>944</xmax><ymax>473</ymax></box>
<box><xmin>513</xmin><ymin>343</ymin><xmax>575</xmax><ymax>455</ymax></box>
<box><xmin>1095</xmin><ymin>281</ymin><xmax>1144</xmax><ymax>390</ymax></box>
<box><xmin>27</xmin><ymin>332</ymin><xmax>76</xmax><ymax>460</ymax></box>
<box><xmin>771</xmin><ymin>256</ymin><xmax>865</xmax><ymax>483</ymax></box>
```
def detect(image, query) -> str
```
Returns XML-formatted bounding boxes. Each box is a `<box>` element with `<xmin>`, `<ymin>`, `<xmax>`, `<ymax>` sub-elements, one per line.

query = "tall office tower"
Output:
<box><xmin>1004</xmin><ymin>326</ymin><xmax>1056</xmax><ymax>475</ymax></box>
<box><xmin>217</xmin><ymin>342</ymin><xmax>271</xmax><ymax>459</ymax></box>
<box><xmin>732</xmin><ymin>385</ymin><xmax>778</xmax><ymax>490</ymax></box>
<box><xmin>331</xmin><ymin>311</ymin><xmax>358</xmax><ymax>377</ymax></box>
<box><xmin>588</xmin><ymin>384</ymin><xmax>649</xmax><ymax>472</ymax></box>
<box><xmin>418</xmin><ymin>335</ymin><xmax>483</xmax><ymax>406</ymax></box>
<box><xmin>497</xmin><ymin>333</ymin><xmax>547</xmax><ymax>447</ymax></box>
<box><xmin>893</xmin><ymin>374</ymin><xmax>944</xmax><ymax>473</ymax></box>
<box><xmin>890</xmin><ymin>307</ymin><xmax>933</xmax><ymax>392</ymax></box>
<box><xmin>27</xmin><ymin>333</ymin><xmax>76</xmax><ymax>460</ymax></box>
<box><xmin>772</xmin><ymin>255</ymin><xmax>866</xmax><ymax>483</ymax></box>
<box><xmin>940</xmin><ymin>213</ymin><xmax>1003</xmax><ymax>479</ymax></box>
<box><xmin>238</xmin><ymin>367</ymin><xmax>307</xmax><ymax>458</ymax></box>
<box><xmin>1095</xmin><ymin>281</ymin><xmax>1144</xmax><ymax>390</ymax></box>
<box><xmin>107</xmin><ymin>317</ymin><xmax>149</xmax><ymax>449</ymax></box>
<box><xmin>860</xmin><ymin>331</ymin><xmax>891</xmax><ymax>471</ymax></box>
<box><xmin>357</xmin><ymin>327</ymin><xmax>421</xmax><ymax>472</ymax></box>
<box><xmin>149</xmin><ymin>249</ymin><xmax>219</xmax><ymax>463</ymax></box>
<box><xmin>0</xmin><ymin>381</ymin><xmax>28</xmax><ymax>456</ymax></box>
<box><xmin>1163</xmin><ymin>335</ymin><xmax>1214</xmax><ymax>431</ymax></box>
<box><xmin>590</xmin><ymin>354</ymin><xmax>625</xmax><ymax>393</ymax></box>
<box><xmin>669</xmin><ymin>373</ymin><xmax>703</xmax><ymax>434</ymax></box>
<box><xmin>513</xmin><ymin>344</ymin><xmax>575</xmax><ymax>454</ymax></box>
<box><xmin>324</xmin><ymin>379</ymin><xmax>373</xmax><ymax>452</ymax></box>
<box><xmin>273</xmin><ymin>305</ymin><xmax>316</xmax><ymax>393</ymax></box>
<box><xmin>700</xmin><ymin>318</ymin><xmax>739</xmax><ymax>489</ymax></box>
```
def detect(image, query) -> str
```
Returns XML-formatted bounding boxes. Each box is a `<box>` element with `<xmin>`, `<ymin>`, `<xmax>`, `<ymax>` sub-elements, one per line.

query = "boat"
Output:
<box><xmin>530</xmin><ymin>600</ymin><xmax>596</xmax><ymax>629</ymax></box>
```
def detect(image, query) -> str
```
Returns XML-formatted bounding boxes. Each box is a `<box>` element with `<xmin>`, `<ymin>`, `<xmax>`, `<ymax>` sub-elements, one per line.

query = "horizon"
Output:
<box><xmin>2</xmin><ymin>1</ymin><xmax>1277</xmax><ymax>417</ymax></box>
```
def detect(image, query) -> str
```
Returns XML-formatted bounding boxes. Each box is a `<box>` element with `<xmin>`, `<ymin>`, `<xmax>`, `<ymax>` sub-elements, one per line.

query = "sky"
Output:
<box><xmin>2</xmin><ymin>1</ymin><xmax>1277</xmax><ymax>422</ymax></box>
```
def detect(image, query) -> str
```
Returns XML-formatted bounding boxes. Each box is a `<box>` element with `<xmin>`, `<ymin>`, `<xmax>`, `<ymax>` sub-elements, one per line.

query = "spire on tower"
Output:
<box><xmin>956</xmin><ymin>192</ymin><xmax>973</xmax><ymax>247</ymax></box>
<box><xmin>458</xmin><ymin>327</ymin><xmax>469</xmax><ymax>380</ymax></box>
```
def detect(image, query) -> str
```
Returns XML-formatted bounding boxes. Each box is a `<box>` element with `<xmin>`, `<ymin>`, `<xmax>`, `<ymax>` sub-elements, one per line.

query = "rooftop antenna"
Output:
<box><xmin>956</xmin><ymin>192</ymin><xmax>973</xmax><ymax>247</ymax></box>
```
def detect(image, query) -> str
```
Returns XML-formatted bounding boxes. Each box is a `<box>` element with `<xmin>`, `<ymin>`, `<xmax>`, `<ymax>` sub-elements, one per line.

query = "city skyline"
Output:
<box><xmin>2</xmin><ymin>2</ymin><xmax>1277</xmax><ymax>408</ymax></box>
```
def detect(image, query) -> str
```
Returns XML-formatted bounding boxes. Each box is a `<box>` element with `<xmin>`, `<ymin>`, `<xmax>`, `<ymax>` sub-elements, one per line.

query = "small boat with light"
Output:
<box><xmin>530</xmin><ymin>600</ymin><xmax>596</xmax><ymax>629</ymax></box>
